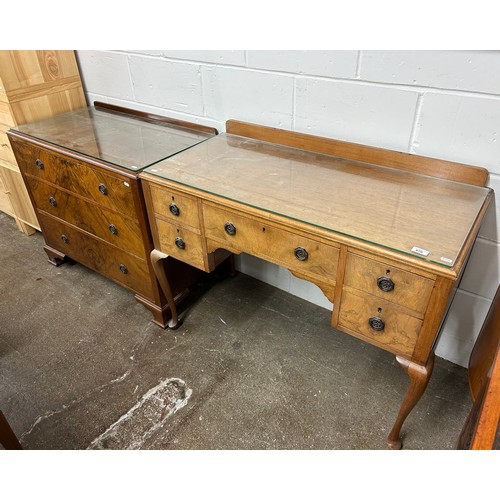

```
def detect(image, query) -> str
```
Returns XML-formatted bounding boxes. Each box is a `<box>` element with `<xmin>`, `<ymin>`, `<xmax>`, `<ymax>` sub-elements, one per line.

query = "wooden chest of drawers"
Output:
<box><xmin>8</xmin><ymin>102</ymin><xmax>218</xmax><ymax>327</ymax></box>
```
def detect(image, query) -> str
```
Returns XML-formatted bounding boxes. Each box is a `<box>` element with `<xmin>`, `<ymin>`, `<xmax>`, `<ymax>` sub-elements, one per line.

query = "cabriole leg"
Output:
<box><xmin>150</xmin><ymin>249</ymin><xmax>180</xmax><ymax>330</ymax></box>
<box><xmin>387</xmin><ymin>353</ymin><xmax>435</xmax><ymax>450</ymax></box>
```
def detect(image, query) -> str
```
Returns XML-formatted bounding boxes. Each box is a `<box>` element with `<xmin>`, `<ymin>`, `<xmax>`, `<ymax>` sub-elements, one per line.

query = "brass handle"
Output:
<box><xmin>369</xmin><ymin>316</ymin><xmax>385</xmax><ymax>332</ymax></box>
<box><xmin>119</xmin><ymin>264</ymin><xmax>128</xmax><ymax>274</ymax></box>
<box><xmin>108</xmin><ymin>224</ymin><xmax>118</xmax><ymax>235</ymax></box>
<box><xmin>61</xmin><ymin>234</ymin><xmax>69</xmax><ymax>244</ymax></box>
<box><xmin>377</xmin><ymin>276</ymin><xmax>395</xmax><ymax>292</ymax></box>
<box><xmin>169</xmin><ymin>203</ymin><xmax>180</xmax><ymax>216</ymax></box>
<box><xmin>224</xmin><ymin>222</ymin><xmax>236</xmax><ymax>236</ymax></box>
<box><xmin>35</xmin><ymin>159</ymin><xmax>44</xmax><ymax>170</ymax></box>
<box><xmin>294</xmin><ymin>247</ymin><xmax>308</xmax><ymax>261</ymax></box>
<box><xmin>175</xmin><ymin>237</ymin><xmax>186</xmax><ymax>250</ymax></box>
<box><xmin>98</xmin><ymin>183</ymin><xmax>108</xmax><ymax>195</ymax></box>
<box><xmin>49</xmin><ymin>196</ymin><xmax>57</xmax><ymax>207</ymax></box>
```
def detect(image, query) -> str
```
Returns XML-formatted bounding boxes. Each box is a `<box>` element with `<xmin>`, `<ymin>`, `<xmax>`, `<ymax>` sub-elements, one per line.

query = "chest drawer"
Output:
<box><xmin>11</xmin><ymin>139</ymin><xmax>137</xmax><ymax>219</ymax></box>
<box><xmin>39</xmin><ymin>212</ymin><xmax>154</xmax><ymax>299</ymax></box>
<box><xmin>338</xmin><ymin>288</ymin><xmax>422</xmax><ymax>358</ymax></box>
<box><xmin>203</xmin><ymin>203</ymin><xmax>339</xmax><ymax>282</ymax></box>
<box><xmin>27</xmin><ymin>177</ymin><xmax>145</xmax><ymax>258</ymax></box>
<box><xmin>155</xmin><ymin>218</ymin><xmax>206</xmax><ymax>271</ymax></box>
<box><xmin>149</xmin><ymin>184</ymin><xmax>200</xmax><ymax>230</ymax></box>
<box><xmin>343</xmin><ymin>253</ymin><xmax>434</xmax><ymax>314</ymax></box>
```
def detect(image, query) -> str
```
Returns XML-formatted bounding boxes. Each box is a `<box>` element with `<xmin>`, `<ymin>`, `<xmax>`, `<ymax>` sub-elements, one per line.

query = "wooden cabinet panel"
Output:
<box><xmin>0</xmin><ymin>172</ymin><xmax>14</xmax><ymax>216</ymax></box>
<box><xmin>0</xmin><ymin>128</ymin><xmax>17</xmax><ymax>164</ymax></box>
<box><xmin>13</xmin><ymin>140</ymin><xmax>137</xmax><ymax>219</ymax></box>
<box><xmin>203</xmin><ymin>202</ymin><xmax>339</xmax><ymax>283</ymax></box>
<box><xmin>156</xmin><ymin>218</ymin><xmax>206</xmax><ymax>270</ymax></box>
<box><xmin>344</xmin><ymin>252</ymin><xmax>434</xmax><ymax>314</ymax></box>
<box><xmin>0</xmin><ymin>50</ymin><xmax>86</xmax><ymax>234</ymax></box>
<box><xmin>0</xmin><ymin>163</ymin><xmax>39</xmax><ymax>230</ymax></box>
<box><xmin>26</xmin><ymin>177</ymin><xmax>145</xmax><ymax>257</ymax></box>
<box><xmin>39</xmin><ymin>212</ymin><xmax>154</xmax><ymax>299</ymax></box>
<box><xmin>150</xmin><ymin>184</ymin><xmax>201</xmax><ymax>230</ymax></box>
<box><xmin>338</xmin><ymin>287</ymin><xmax>422</xmax><ymax>357</ymax></box>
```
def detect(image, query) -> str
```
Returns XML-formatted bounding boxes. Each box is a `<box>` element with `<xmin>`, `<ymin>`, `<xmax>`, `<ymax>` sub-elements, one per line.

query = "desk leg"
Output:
<box><xmin>387</xmin><ymin>353</ymin><xmax>435</xmax><ymax>450</ymax></box>
<box><xmin>150</xmin><ymin>249</ymin><xmax>180</xmax><ymax>330</ymax></box>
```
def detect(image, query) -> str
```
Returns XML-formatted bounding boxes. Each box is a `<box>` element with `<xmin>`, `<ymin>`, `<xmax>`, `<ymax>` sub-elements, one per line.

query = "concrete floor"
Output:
<box><xmin>0</xmin><ymin>212</ymin><xmax>472</xmax><ymax>450</ymax></box>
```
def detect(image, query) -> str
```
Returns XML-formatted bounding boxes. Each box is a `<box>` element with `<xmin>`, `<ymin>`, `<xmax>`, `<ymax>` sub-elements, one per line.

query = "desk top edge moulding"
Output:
<box><xmin>7</xmin><ymin>101</ymin><xmax>219</xmax><ymax>328</ymax></box>
<box><xmin>139</xmin><ymin>119</ymin><xmax>492</xmax><ymax>449</ymax></box>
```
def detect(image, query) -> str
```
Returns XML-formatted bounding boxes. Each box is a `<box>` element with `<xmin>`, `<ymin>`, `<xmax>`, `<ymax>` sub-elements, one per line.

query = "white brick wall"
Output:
<box><xmin>76</xmin><ymin>50</ymin><xmax>500</xmax><ymax>367</ymax></box>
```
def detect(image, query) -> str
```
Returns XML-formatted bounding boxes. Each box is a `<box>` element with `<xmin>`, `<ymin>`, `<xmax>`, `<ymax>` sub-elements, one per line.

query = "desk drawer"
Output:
<box><xmin>344</xmin><ymin>253</ymin><xmax>434</xmax><ymax>314</ymax></box>
<box><xmin>338</xmin><ymin>288</ymin><xmax>421</xmax><ymax>357</ymax></box>
<box><xmin>156</xmin><ymin>218</ymin><xmax>206</xmax><ymax>271</ymax></box>
<box><xmin>39</xmin><ymin>212</ymin><xmax>154</xmax><ymax>299</ymax></box>
<box><xmin>203</xmin><ymin>203</ymin><xmax>339</xmax><ymax>282</ymax></box>
<box><xmin>150</xmin><ymin>184</ymin><xmax>200</xmax><ymax>230</ymax></box>
<box><xmin>28</xmin><ymin>178</ymin><xmax>145</xmax><ymax>258</ymax></box>
<box><xmin>12</xmin><ymin>139</ymin><xmax>137</xmax><ymax>218</ymax></box>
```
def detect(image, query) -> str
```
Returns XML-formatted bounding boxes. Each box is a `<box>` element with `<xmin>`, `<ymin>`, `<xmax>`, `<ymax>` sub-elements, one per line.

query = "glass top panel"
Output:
<box><xmin>144</xmin><ymin>134</ymin><xmax>491</xmax><ymax>268</ymax></box>
<box><xmin>13</xmin><ymin>106</ymin><xmax>214</xmax><ymax>172</ymax></box>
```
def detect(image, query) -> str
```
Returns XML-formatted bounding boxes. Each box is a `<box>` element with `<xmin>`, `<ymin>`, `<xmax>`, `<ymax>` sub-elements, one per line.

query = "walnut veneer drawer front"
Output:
<box><xmin>344</xmin><ymin>253</ymin><xmax>434</xmax><ymax>314</ymax></box>
<box><xmin>203</xmin><ymin>203</ymin><xmax>339</xmax><ymax>282</ymax></box>
<box><xmin>13</xmin><ymin>140</ymin><xmax>137</xmax><ymax>218</ymax></box>
<box><xmin>150</xmin><ymin>184</ymin><xmax>200</xmax><ymax>230</ymax></box>
<box><xmin>338</xmin><ymin>288</ymin><xmax>422</xmax><ymax>357</ymax></box>
<box><xmin>39</xmin><ymin>213</ymin><xmax>154</xmax><ymax>299</ymax></box>
<box><xmin>26</xmin><ymin>177</ymin><xmax>145</xmax><ymax>257</ymax></box>
<box><xmin>155</xmin><ymin>218</ymin><xmax>206</xmax><ymax>270</ymax></box>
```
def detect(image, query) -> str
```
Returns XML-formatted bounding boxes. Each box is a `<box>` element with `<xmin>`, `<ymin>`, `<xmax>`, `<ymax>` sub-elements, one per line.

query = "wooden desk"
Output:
<box><xmin>139</xmin><ymin>120</ymin><xmax>492</xmax><ymax>449</ymax></box>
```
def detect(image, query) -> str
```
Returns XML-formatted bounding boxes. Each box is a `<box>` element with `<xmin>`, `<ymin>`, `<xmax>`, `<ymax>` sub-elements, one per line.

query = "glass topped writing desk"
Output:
<box><xmin>7</xmin><ymin>102</ymin><xmax>218</xmax><ymax>327</ymax></box>
<box><xmin>140</xmin><ymin>120</ymin><xmax>492</xmax><ymax>449</ymax></box>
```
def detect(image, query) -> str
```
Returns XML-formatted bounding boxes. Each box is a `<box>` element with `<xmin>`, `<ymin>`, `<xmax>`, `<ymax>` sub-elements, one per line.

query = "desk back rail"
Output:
<box><xmin>226</xmin><ymin>120</ymin><xmax>489</xmax><ymax>187</ymax></box>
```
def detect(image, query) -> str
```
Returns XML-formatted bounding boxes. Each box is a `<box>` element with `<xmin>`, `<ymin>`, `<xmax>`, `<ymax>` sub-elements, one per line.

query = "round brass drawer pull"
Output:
<box><xmin>224</xmin><ymin>222</ymin><xmax>236</xmax><ymax>236</ymax></box>
<box><xmin>377</xmin><ymin>276</ymin><xmax>395</xmax><ymax>292</ymax></box>
<box><xmin>61</xmin><ymin>234</ymin><xmax>69</xmax><ymax>244</ymax></box>
<box><xmin>169</xmin><ymin>203</ymin><xmax>180</xmax><ymax>216</ymax></box>
<box><xmin>49</xmin><ymin>196</ymin><xmax>57</xmax><ymax>207</ymax></box>
<box><xmin>369</xmin><ymin>316</ymin><xmax>385</xmax><ymax>332</ymax></box>
<box><xmin>175</xmin><ymin>237</ymin><xmax>186</xmax><ymax>250</ymax></box>
<box><xmin>119</xmin><ymin>264</ymin><xmax>128</xmax><ymax>274</ymax></box>
<box><xmin>98</xmin><ymin>183</ymin><xmax>108</xmax><ymax>196</ymax></box>
<box><xmin>294</xmin><ymin>247</ymin><xmax>308</xmax><ymax>261</ymax></box>
<box><xmin>35</xmin><ymin>158</ymin><xmax>44</xmax><ymax>170</ymax></box>
<box><xmin>108</xmin><ymin>224</ymin><xmax>118</xmax><ymax>235</ymax></box>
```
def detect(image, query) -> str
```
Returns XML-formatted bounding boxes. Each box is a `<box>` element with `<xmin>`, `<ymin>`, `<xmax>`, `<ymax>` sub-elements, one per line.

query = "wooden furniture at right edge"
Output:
<box><xmin>139</xmin><ymin>120</ymin><xmax>493</xmax><ymax>449</ymax></box>
<box><xmin>457</xmin><ymin>285</ymin><xmax>500</xmax><ymax>449</ymax></box>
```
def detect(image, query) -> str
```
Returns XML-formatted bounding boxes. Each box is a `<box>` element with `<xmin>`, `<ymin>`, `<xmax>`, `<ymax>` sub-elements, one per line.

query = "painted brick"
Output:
<box><xmin>236</xmin><ymin>255</ymin><xmax>333</xmax><ymax>311</ymax></box>
<box><xmin>460</xmin><ymin>238</ymin><xmax>500</xmax><ymax>299</ymax></box>
<box><xmin>436</xmin><ymin>290</ymin><xmax>492</xmax><ymax>367</ymax></box>
<box><xmin>76</xmin><ymin>51</ymin><xmax>134</xmax><ymax>101</ymax></box>
<box><xmin>161</xmin><ymin>51</ymin><xmax>246</xmax><ymax>66</ymax></box>
<box><xmin>202</xmin><ymin>66</ymin><xmax>294</xmax><ymax>128</ymax></box>
<box><xmin>479</xmin><ymin>174</ymin><xmax>500</xmax><ymax>243</ymax></box>
<box><xmin>413</xmin><ymin>93</ymin><xmax>500</xmax><ymax>174</ymax></box>
<box><xmin>247</xmin><ymin>50</ymin><xmax>358</xmax><ymax>78</ymax></box>
<box><xmin>128</xmin><ymin>55</ymin><xmax>204</xmax><ymax>115</ymax></box>
<box><xmin>361</xmin><ymin>50</ymin><xmax>500</xmax><ymax>94</ymax></box>
<box><xmin>289</xmin><ymin>274</ymin><xmax>333</xmax><ymax>311</ymax></box>
<box><xmin>294</xmin><ymin>79</ymin><xmax>419</xmax><ymax>151</ymax></box>
<box><xmin>236</xmin><ymin>255</ymin><xmax>291</xmax><ymax>292</ymax></box>
<box><xmin>104</xmin><ymin>97</ymin><xmax>223</xmax><ymax>132</ymax></box>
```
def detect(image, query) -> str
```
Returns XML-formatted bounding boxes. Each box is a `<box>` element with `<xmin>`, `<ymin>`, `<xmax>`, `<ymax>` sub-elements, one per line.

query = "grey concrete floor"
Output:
<box><xmin>0</xmin><ymin>212</ymin><xmax>472</xmax><ymax>450</ymax></box>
